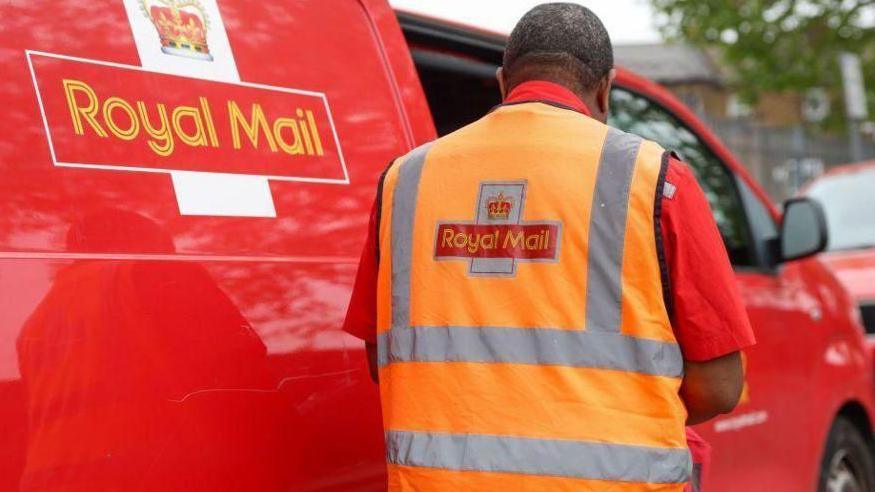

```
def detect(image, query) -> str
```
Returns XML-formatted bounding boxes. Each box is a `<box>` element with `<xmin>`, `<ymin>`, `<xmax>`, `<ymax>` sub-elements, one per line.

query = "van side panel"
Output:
<box><xmin>0</xmin><ymin>0</ymin><xmax>422</xmax><ymax>489</ymax></box>
<box><xmin>360</xmin><ymin>0</ymin><xmax>439</xmax><ymax>147</ymax></box>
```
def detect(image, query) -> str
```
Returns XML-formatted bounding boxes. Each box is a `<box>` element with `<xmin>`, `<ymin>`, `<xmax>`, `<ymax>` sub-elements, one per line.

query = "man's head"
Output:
<box><xmin>498</xmin><ymin>3</ymin><xmax>615</xmax><ymax>122</ymax></box>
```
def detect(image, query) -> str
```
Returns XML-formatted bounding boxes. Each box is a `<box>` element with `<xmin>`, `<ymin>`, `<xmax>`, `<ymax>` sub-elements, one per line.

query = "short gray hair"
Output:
<box><xmin>504</xmin><ymin>3</ymin><xmax>613</xmax><ymax>91</ymax></box>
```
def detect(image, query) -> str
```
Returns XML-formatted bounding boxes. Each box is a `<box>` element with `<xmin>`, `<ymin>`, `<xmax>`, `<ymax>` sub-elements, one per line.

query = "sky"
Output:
<box><xmin>389</xmin><ymin>0</ymin><xmax>663</xmax><ymax>45</ymax></box>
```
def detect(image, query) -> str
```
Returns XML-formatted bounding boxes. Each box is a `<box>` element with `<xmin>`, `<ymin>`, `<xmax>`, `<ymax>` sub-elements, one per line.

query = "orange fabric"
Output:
<box><xmin>388</xmin><ymin>465</ymin><xmax>685</xmax><ymax>492</ymax></box>
<box><xmin>380</xmin><ymin>361</ymin><xmax>685</xmax><ymax>448</ymax></box>
<box><xmin>377</xmin><ymin>102</ymin><xmax>687</xmax><ymax>490</ymax></box>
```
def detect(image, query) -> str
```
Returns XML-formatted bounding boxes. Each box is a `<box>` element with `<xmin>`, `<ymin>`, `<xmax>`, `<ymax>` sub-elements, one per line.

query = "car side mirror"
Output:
<box><xmin>779</xmin><ymin>198</ymin><xmax>828</xmax><ymax>263</ymax></box>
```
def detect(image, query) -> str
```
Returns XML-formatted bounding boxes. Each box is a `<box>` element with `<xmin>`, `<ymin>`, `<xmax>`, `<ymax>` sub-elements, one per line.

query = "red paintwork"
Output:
<box><xmin>0</xmin><ymin>2</ymin><xmax>872</xmax><ymax>491</ymax></box>
<box><xmin>820</xmin><ymin>250</ymin><xmax>875</xmax><ymax>303</ymax></box>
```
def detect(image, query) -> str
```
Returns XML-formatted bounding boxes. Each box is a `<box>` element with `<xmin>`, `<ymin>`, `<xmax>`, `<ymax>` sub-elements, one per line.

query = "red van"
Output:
<box><xmin>0</xmin><ymin>1</ymin><xmax>872</xmax><ymax>491</ymax></box>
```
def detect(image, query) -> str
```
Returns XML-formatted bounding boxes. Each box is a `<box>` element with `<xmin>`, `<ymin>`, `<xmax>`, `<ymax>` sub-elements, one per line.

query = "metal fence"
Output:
<box><xmin>705</xmin><ymin>119</ymin><xmax>875</xmax><ymax>202</ymax></box>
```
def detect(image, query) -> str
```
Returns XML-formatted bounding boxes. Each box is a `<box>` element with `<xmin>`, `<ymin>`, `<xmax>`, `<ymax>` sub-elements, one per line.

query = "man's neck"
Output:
<box><xmin>504</xmin><ymin>80</ymin><xmax>593</xmax><ymax>116</ymax></box>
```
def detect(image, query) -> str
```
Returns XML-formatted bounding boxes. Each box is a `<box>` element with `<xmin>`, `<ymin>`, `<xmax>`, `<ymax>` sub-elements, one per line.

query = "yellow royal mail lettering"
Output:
<box><xmin>102</xmin><ymin>97</ymin><xmax>139</xmax><ymax>140</ymax></box>
<box><xmin>135</xmin><ymin>101</ymin><xmax>173</xmax><ymax>156</ymax></box>
<box><xmin>228</xmin><ymin>101</ymin><xmax>277</xmax><ymax>152</ymax></box>
<box><xmin>170</xmin><ymin>101</ymin><xmax>214</xmax><ymax>148</ymax></box>
<box><xmin>504</xmin><ymin>230</ymin><xmax>524</xmax><ymax>249</ymax></box>
<box><xmin>436</xmin><ymin>226</ymin><xmax>554</xmax><ymax>256</ymax></box>
<box><xmin>63</xmin><ymin>79</ymin><xmax>108</xmax><ymax>138</ymax></box>
<box><xmin>62</xmin><ymin>78</ymin><xmax>326</xmax><ymax>159</ymax></box>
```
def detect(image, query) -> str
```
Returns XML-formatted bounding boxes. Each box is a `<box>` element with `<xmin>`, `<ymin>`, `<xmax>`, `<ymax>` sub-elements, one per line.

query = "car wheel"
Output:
<box><xmin>820</xmin><ymin>417</ymin><xmax>875</xmax><ymax>492</ymax></box>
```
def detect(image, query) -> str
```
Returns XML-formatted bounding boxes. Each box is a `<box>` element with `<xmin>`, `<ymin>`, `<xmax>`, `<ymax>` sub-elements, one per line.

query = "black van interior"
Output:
<box><xmin>397</xmin><ymin>12</ymin><xmax>504</xmax><ymax>136</ymax></box>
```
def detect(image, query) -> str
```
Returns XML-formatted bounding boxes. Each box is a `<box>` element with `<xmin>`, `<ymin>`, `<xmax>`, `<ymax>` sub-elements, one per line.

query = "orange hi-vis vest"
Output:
<box><xmin>376</xmin><ymin>101</ymin><xmax>690</xmax><ymax>491</ymax></box>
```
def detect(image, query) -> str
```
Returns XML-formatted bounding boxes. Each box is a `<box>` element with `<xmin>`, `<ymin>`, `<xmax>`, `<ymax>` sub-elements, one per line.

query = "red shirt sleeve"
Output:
<box><xmin>342</xmin><ymin>200</ymin><xmax>379</xmax><ymax>344</ymax></box>
<box><xmin>661</xmin><ymin>158</ymin><xmax>756</xmax><ymax>361</ymax></box>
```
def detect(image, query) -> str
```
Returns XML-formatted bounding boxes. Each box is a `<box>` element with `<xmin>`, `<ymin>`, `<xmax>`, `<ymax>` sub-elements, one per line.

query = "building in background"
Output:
<box><xmin>615</xmin><ymin>44</ymin><xmax>727</xmax><ymax>119</ymax></box>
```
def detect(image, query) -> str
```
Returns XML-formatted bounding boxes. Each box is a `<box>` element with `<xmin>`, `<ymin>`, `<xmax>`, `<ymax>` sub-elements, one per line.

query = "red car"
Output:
<box><xmin>803</xmin><ymin>161</ymin><xmax>875</xmax><ymax>334</ymax></box>
<box><xmin>0</xmin><ymin>1</ymin><xmax>871</xmax><ymax>491</ymax></box>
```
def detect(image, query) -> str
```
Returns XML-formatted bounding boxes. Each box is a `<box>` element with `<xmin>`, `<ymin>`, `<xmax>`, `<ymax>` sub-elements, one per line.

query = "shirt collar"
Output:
<box><xmin>503</xmin><ymin>80</ymin><xmax>592</xmax><ymax>116</ymax></box>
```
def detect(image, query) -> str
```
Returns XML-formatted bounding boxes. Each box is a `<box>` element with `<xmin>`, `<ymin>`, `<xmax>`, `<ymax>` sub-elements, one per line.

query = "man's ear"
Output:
<box><xmin>496</xmin><ymin>66</ymin><xmax>507</xmax><ymax>100</ymax></box>
<box><xmin>597</xmin><ymin>68</ymin><xmax>617</xmax><ymax>115</ymax></box>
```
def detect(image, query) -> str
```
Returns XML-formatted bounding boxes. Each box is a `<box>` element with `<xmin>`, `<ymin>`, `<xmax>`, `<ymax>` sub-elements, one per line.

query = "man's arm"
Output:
<box><xmin>342</xmin><ymin>200</ymin><xmax>381</xmax><ymax>383</ymax></box>
<box><xmin>660</xmin><ymin>158</ymin><xmax>755</xmax><ymax>425</ymax></box>
<box><xmin>681</xmin><ymin>352</ymin><xmax>745</xmax><ymax>425</ymax></box>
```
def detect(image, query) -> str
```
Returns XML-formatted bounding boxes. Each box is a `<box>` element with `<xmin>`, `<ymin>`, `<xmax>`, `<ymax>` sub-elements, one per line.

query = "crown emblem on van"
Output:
<box><xmin>140</xmin><ymin>0</ymin><xmax>213</xmax><ymax>61</ymax></box>
<box><xmin>486</xmin><ymin>192</ymin><xmax>513</xmax><ymax>220</ymax></box>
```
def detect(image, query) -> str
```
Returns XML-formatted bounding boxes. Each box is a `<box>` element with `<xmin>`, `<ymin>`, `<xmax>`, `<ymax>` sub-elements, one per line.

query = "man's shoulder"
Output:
<box><xmin>386</xmin><ymin>139</ymin><xmax>439</xmax><ymax>175</ymax></box>
<box><xmin>391</xmin><ymin>115</ymin><xmax>492</xmax><ymax>168</ymax></box>
<box><xmin>665</xmin><ymin>157</ymin><xmax>698</xmax><ymax>185</ymax></box>
<box><xmin>602</xmin><ymin>124</ymin><xmax>672</xmax><ymax>159</ymax></box>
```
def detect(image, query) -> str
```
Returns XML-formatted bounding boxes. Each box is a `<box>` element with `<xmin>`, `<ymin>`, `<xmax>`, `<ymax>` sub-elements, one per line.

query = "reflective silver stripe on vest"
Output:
<box><xmin>378</xmin><ymin>325</ymin><xmax>682</xmax><ymax>377</ymax></box>
<box><xmin>390</xmin><ymin>143</ymin><xmax>434</xmax><ymax>332</ymax></box>
<box><xmin>386</xmin><ymin>430</ymin><xmax>692</xmax><ymax>484</ymax></box>
<box><xmin>586</xmin><ymin>128</ymin><xmax>643</xmax><ymax>332</ymax></box>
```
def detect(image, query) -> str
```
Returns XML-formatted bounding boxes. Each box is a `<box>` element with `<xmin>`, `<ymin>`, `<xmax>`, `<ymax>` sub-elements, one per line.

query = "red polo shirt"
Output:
<box><xmin>343</xmin><ymin>81</ymin><xmax>755</xmax><ymax>362</ymax></box>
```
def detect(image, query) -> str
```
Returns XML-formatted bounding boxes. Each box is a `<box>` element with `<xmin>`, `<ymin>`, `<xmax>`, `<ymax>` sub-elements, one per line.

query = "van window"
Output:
<box><xmin>738</xmin><ymin>179</ymin><xmax>779</xmax><ymax>267</ymax></box>
<box><xmin>400</xmin><ymin>12</ymin><xmax>504</xmax><ymax>136</ymax></box>
<box><xmin>608</xmin><ymin>88</ymin><xmax>755</xmax><ymax>267</ymax></box>
<box><xmin>410</xmin><ymin>48</ymin><xmax>501</xmax><ymax>136</ymax></box>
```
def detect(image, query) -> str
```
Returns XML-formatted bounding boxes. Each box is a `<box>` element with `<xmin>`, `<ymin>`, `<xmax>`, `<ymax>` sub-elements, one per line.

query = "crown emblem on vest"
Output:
<box><xmin>486</xmin><ymin>192</ymin><xmax>513</xmax><ymax>220</ymax></box>
<box><xmin>140</xmin><ymin>0</ymin><xmax>213</xmax><ymax>61</ymax></box>
<box><xmin>435</xmin><ymin>181</ymin><xmax>562</xmax><ymax>277</ymax></box>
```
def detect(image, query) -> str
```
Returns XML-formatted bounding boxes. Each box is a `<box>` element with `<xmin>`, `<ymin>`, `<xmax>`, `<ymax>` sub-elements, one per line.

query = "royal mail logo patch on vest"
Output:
<box><xmin>434</xmin><ymin>181</ymin><xmax>562</xmax><ymax>277</ymax></box>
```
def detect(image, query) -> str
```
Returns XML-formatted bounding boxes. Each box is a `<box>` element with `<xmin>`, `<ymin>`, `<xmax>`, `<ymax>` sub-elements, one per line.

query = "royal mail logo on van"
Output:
<box><xmin>23</xmin><ymin>0</ymin><xmax>348</xmax><ymax>218</ymax></box>
<box><xmin>27</xmin><ymin>51</ymin><xmax>346</xmax><ymax>185</ymax></box>
<box><xmin>434</xmin><ymin>181</ymin><xmax>562</xmax><ymax>277</ymax></box>
<box><xmin>140</xmin><ymin>0</ymin><xmax>214</xmax><ymax>61</ymax></box>
<box><xmin>26</xmin><ymin>51</ymin><xmax>348</xmax><ymax>216</ymax></box>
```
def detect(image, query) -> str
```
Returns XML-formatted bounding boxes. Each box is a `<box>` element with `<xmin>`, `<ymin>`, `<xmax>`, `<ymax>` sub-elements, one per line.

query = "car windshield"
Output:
<box><xmin>806</xmin><ymin>167</ymin><xmax>875</xmax><ymax>252</ymax></box>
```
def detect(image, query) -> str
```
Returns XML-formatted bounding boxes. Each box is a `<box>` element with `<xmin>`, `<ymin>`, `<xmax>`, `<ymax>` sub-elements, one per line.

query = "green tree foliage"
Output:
<box><xmin>650</xmin><ymin>0</ymin><xmax>875</xmax><ymax>120</ymax></box>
